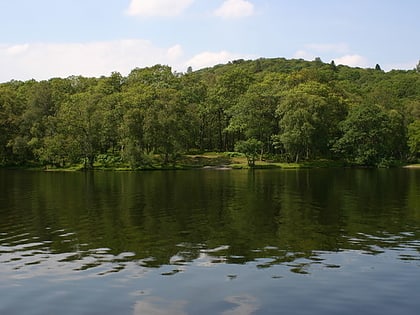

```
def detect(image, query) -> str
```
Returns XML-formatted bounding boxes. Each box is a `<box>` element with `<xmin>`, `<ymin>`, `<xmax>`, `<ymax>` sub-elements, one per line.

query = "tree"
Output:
<box><xmin>131</xmin><ymin>68</ymin><xmax>188</xmax><ymax>165</ymax></box>
<box><xmin>275</xmin><ymin>81</ymin><xmax>347</xmax><ymax>162</ymax></box>
<box><xmin>407</xmin><ymin>120</ymin><xmax>420</xmax><ymax>160</ymax></box>
<box><xmin>179</xmin><ymin>73</ymin><xmax>208</xmax><ymax>151</ymax></box>
<box><xmin>314</xmin><ymin>57</ymin><xmax>323</xmax><ymax>64</ymax></box>
<box><xmin>1</xmin><ymin>57</ymin><xmax>419</xmax><ymax>168</ymax></box>
<box><xmin>227</xmin><ymin>72</ymin><xmax>284</xmax><ymax>154</ymax></box>
<box><xmin>333</xmin><ymin>103</ymin><xmax>393</xmax><ymax>166</ymax></box>
<box><xmin>0</xmin><ymin>82</ymin><xmax>29</xmax><ymax>164</ymax></box>
<box><xmin>330</xmin><ymin>60</ymin><xmax>337</xmax><ymax>72</ymax></box>
<box><xmin>119</xmin><ymin>71</ymin><xmax>155</xmax><ymax>167</ymax></box>
<box><xmin>142</xmin><ymin>88</ymin><xmax>183</xmax><ymax>165</ymax></box>
<box><xmin>209</xmin><ymin>68</ymin><xmax>254</xmax><ymax>151</ymax></box>
<box><xmin>36</xmin><ymin>133</ymin><xmax>72</xmax><ymax>167</ymax></box>
<box><xmin>22</xmin><ymin>81</ymin><xmax>58</xmax><ymax>164</ymax></box>
<box><xmin>126</xmin><ymin>65</ymin><xmax>176</xmax><ymax>88</ymax></box>
<box><xmin>56</xmin><ymin>91</ymin><xmax>104</xmax><ymax>168</ymax></box>
<box><xmin>276</xmin><ymin>106</ymin><xmax>314</xmax><ymax>162</ymax></box>
<box><xmin>235</xmin><ymin>138</ymin><xmax>263</xmax><ymax>167</ymax></box>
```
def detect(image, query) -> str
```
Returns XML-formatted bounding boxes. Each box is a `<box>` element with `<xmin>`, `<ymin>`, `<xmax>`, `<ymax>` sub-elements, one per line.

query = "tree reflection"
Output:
<box><xmin>0</xmin><ymin>169</ymin><xmax>419</xmax><ymax>274</ymax></box>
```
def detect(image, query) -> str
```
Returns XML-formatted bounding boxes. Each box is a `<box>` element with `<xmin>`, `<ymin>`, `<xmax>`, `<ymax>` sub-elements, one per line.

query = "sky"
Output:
<box><xmin>0</xmin><ymin>0</ymin><xmax>419</xmax><ymax>82</ymax></box>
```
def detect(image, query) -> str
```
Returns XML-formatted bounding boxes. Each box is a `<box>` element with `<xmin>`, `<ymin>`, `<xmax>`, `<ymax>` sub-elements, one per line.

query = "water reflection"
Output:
<box><xmin>0</xmin><ymin>169</ymin><xmax>419</xmax><ymax>314</ymax></box>
<box><xmin>133</xmin><ymin>294</ymin><xmax>260</xmax><ymax>315</ymax></box>
<box><xmin>0</xmin><ymin>169</ymin><xmax>419</xmax><ymax>275</ymax></box>
<box><xmin>134</xmin><ymin>297</ymin><xmax>188</xmax><ymax>315</ymax></box>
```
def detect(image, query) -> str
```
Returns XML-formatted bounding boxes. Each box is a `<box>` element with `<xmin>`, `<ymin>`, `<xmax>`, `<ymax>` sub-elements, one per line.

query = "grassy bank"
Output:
<box><xmin>2</xmin><ymin>153</ymin><xmax>415</xmax><ymax>171</ymax></box>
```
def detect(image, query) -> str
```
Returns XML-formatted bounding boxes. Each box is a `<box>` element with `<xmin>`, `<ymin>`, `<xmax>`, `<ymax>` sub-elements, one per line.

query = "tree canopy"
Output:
<box><xmin>1</xmin><ymin>58</ymin><xmax>419</xmax><ymax>168</ymax></box>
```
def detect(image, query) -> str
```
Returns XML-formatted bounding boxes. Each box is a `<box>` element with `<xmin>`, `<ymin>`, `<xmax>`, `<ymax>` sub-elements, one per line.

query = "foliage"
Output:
<box><xmin>275</xmin><ymin>80</ymin><xmax>347</xmax><ymax>162</ymax></box>
<box><xmin>0</xmin><ymin>58</ymin><xmax>419</xmax><ymax>168</ymax></box>
<box><xmin>234</xmin><ymin>138</ymin><xmax>263</xmax><ymax>167</ymax></box>
<box><xmin>408</xmin><ymin>120</ymin><xmax>420</xmax><ymax>160</ymax></box>
<box><xmin>333</xmin><ymin>104</ymin><xmax>395</xmax><ymax>166</ymax></box>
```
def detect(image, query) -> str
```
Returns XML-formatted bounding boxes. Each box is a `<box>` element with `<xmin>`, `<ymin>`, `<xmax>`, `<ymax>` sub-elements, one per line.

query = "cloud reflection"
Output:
<box><xmin>133</xmin><ymin>297</ymin><xmax>188</xmax><ymax>315</ymax></box>
<box><xmin>133</xmin><ymin>294</ymin><xmax>259</xmax><ymax>315</ymax></box>
<box><xmin>222</xmin><ymin>294</ymin><xmax>260</xmax><ymax>315</ymax></box>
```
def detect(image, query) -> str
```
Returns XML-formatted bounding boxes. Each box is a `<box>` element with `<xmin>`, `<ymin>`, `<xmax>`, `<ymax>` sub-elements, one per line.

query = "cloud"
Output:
<box><xmin>0</xmin><ymin>40</ymin><xmax>187</xmax><ymax>82</ymax></box>
<box><xmin>126</xmin><ymin>0</ymin><xmax>194</xmax><ymax>17</ymax></box>
<box><xmin>293</xmin><ymin>43</ymin><xmax>369</xmax><ymax>68</ymax></box>
<box><xmin>184</xmin><ymin>50</ymin><xmax>254</xmax><ymax>70</ymax></box>
<box><xmin>294</xmin><ymin>49</ymin><xmax>369</xmax><ymax>68</ymax></box>
<box><xmin>4</xmin><ymin>43</ymin><xmax>30</xmax><ymax>55</ymax></box>
<box><xmin>167</xmin><ymin>44</ymin><xmax>184</xmax><ymax>61</ymax></box>
<box><xmin>0</xmin><ymin>40</ymin><xmax>255</xmax><ymax>82</ymax></box>
<box><xmin>214</xmin><ymin>0</ymin><xmax>255</xmax><ymax>19</ymax></box>
<box><xmin>293</xmin><ymin>50</ymin><xmax>315</xmax><ymax>61</ymax></box>
<box><xmin>334</xmin><ymin>54</ymin><xmax>369</xmax><ymax>67</ymax></box>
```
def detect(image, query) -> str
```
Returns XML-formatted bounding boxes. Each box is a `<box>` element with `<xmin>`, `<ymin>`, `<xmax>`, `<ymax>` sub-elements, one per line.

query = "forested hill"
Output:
<box><xmin>1</xmin><ymin>57</ymin><xmax>419</xmax><ymax>168</ymax></box>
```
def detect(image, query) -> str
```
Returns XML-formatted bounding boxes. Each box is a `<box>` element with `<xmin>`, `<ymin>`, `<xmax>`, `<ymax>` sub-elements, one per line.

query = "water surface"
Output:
<box><xmin>0</xmin><ymin>168</ymin><xmax>419</xmax><ymax>314</ymax></box>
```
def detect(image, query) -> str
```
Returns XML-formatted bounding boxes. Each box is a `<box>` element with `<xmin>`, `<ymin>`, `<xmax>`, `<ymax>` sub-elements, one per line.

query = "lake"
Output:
<box><xmin>0</xmin><ymin>168</ymin><xmax>419</xmax><ymax>315</ymax></box>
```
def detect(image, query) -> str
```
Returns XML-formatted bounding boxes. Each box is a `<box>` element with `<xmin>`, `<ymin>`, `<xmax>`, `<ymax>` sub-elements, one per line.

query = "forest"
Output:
<box><xmin>0</xmin><ymin>57</ymin><xmax>419</xmax><ymax>169</ymax></box>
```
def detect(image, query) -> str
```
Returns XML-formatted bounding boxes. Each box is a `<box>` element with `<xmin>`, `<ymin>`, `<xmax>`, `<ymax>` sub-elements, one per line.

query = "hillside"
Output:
<box><xmin>1</xmin><ymin>57</ymin><xmax>419</xmax><ymax>168</ymax></box>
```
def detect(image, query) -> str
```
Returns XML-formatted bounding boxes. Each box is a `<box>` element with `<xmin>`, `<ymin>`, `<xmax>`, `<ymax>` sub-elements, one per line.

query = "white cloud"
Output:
<box><xmin>0</xmin><ymin>40</ymin><xmax>256</xmax><ymax>82</ymax></box>
<box><xmin>214</xmin><ymin>0</ymin><xmax>255</xmax><ymax>19</ymax></box>
<box><xmin>293</xmin><ymin>50</ymin><xmax>315</xmax><ymax>60</ymax></box>
<box><xmin>0</xmin><ymin>40</ymin><xmax>187</xmax><ymax>82</ymax></box>
<box><xmin>184</xmin><ymin>50</ymin><xmax>254</xmax><ymax>70</ymax></box>
<box><xmin>126</xmin><ymin>0</ymin><xmax>194</xmax><ymax>17</ymax></box>
<box><xmin>222</xmin><ymin>295</ymin><xmax>259</xmax><ymax>315</ymax></box>
<box><xmin>4</xmin><ymin>44</ymin><xmax>30</xmax><ymax>55</ymax></box>
<box><xmin>167</xmin><ymin>44</ymin><xmax>184</xmax><ymax>61</ymax></box>
<box><xmin>335</xmin><ymin>54</ymin><xmax>369</xmax><ymax>67</ymax></box>
<box><xmin>294</xmin><ymin>49</ymin><xmax>369</xmax><ymax>68</ymax></box>
<box><xmin>293</xmin><ymin>43</ymin><xmax>370</xmax><ymax>68</ymax></box>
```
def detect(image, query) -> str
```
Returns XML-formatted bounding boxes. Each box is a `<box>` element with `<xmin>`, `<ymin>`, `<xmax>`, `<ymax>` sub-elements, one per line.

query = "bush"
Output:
<box><xmin>234</xmin><ymin>138</ymin><xmax>263</xmax><ymax>167</ymax></box>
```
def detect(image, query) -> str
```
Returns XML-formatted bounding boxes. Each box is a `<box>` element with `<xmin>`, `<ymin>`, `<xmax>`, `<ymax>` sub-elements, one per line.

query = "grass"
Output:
<box><xmin>229</xmin><ymin>156</ymin><xmax>345</xmax><ymax>169</ymax></box>
<box><xmin>403</xmin><ymin>163</ymin><xmax>420</xmax><ymax>168</ymax></box>
<box><xmin>5</xmin><ymin>153</ymin><xmax>401</xmax><ymax>171</ymax></box>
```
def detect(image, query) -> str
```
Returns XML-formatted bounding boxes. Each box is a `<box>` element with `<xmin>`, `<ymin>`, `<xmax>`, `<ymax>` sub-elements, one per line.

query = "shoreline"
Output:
<box><xmin>2</xmin><ymin>162</ymin><xmax>419</xmax><ymax>172</ymax></box>
<box><xmin>403</xmin><ymin>164</ymin><xmax>420</xmax><ymax>168</ymax></box>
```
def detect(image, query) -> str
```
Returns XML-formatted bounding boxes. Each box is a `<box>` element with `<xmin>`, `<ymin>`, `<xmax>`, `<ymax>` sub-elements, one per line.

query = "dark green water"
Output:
<box><xmin>0</xmin><ymin>168</ymin><xmax>419</xmax><ymax>315</ymax></box>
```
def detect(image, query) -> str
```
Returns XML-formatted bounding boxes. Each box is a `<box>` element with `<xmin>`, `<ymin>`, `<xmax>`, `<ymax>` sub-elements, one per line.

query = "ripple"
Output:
<box><xmin>0</xmin><ymin>228</ymin><xmax>146</xmax><ymax>278</ymax></box>
<box><xmin>13</xmin><ymin>242</ymin><xmax>46</xmax><ymax>251</ymax></box>
<box><xmin>201</xmin><ymin>245</ymin><xmax>229</xmax><ymax>253</ymax></box>
<box><xmin>57</xmin><ymin>253</ymin><xmax>83</xmax><ymax>262</ymax></box>
<box><xmin>169</xmin><ymin>254</ymin><xmax>188</xmax><ymax>265</ymax></box>
<box><xmin>116</xmin><ymin>251</ymin><xmax>136</xmax><ymax>258</ymax></box>
<box><xmin>90</xmin><ymin>247</ymin><xmax>112</xmax><ymax>254</ymax></box>
<box><xmin>161</xmin><ymin>268</ymin><xmax>183</xmax><ymax>276</ymax></box>
<box><xmin>58</xmin><ymin>232</ymin><xmax>77</xmax><ymax>238</ymax></box>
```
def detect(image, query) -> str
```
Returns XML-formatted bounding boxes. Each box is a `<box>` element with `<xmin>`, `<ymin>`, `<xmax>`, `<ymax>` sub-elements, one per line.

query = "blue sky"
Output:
<box><xmin>0</xmin><ymin>0</ymin><xmax>419</xmax><ymax>82</ymax></box>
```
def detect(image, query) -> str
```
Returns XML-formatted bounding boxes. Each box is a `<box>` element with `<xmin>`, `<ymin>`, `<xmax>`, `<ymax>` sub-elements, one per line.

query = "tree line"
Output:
<box><xmin>0</xmin><ymin>57</ymin><xmax>419</xmax><ymax>168</ymax></box>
